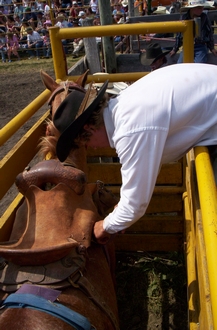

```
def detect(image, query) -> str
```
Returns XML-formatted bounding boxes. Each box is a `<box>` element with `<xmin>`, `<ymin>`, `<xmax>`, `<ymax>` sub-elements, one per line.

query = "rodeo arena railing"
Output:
<box><xmin>1</xmin><ymin>17</ymin><xmax>217</xmax><ymax>330</ymax></box>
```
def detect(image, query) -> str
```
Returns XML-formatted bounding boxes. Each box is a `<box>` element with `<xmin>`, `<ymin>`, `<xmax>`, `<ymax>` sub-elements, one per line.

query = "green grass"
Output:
<box><xmin>0</xmin><ymin>56</ymin><xmax>79</xmax><ymax>74</ymax></box>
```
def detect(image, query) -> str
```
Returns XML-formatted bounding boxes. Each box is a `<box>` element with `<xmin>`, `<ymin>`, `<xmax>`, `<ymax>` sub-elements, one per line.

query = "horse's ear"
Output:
<box><xmin>75</xmin><ymin>69</ymin><xmax>89</xmax><ymax>88</ymax></box>
<box><xmin>40</xmin><ymin>70</ymin><xmax>59</xmax><ymax>92</ymax></box>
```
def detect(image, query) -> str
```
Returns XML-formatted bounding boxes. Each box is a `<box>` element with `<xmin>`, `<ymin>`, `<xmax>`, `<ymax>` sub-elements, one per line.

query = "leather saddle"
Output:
<box><xmin>0</xmin><ymin>159</ymin><xmax>99</xmax><ymax>266</ymax></box>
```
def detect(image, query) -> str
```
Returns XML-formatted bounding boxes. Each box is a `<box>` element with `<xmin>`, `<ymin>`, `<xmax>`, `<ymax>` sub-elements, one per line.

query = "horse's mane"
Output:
<box><xmin>39</xmin><ymin>119</ymin><xmax>60</xmax><ymax>159</ymax></box>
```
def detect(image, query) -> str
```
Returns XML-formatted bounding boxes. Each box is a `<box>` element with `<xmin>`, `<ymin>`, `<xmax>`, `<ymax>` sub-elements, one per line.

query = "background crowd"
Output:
<box><xmin>0</xmin><ymin>0</ymin><xmax>132</xmax><ymax>62</ymax></box>
<box><xmin>0</xmin><ymin>0</ymin><xmax>216</xmax><ymax>64</ymax></box>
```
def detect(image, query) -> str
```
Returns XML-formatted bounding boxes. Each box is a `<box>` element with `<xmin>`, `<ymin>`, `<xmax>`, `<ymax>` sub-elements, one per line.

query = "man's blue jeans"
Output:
<box><xmin>27</xmin><ymin>41</ymin><xmax>44</xmax><ymax>57</ymax></box>
<box><xmin>178</xmin><ymin>44</ymin><xmax>208</xmax><ymax>63</ymax></box>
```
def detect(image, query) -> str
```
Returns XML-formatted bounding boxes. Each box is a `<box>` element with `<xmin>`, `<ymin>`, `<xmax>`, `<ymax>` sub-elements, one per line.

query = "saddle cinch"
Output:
<box><xmin>0</xmin><ymin>159</ymin><xmax>99</xmax><ymax>266</ymax></box>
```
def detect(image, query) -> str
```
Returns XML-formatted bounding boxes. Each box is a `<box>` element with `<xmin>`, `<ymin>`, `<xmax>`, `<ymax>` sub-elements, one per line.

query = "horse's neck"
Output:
<box><xmin>68</xmin><ymin>145</ymin><xmax>88</xmax><ymax>174</ymax></box>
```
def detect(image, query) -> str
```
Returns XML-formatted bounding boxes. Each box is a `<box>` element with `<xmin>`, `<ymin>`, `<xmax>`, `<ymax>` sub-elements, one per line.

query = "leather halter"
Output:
<box><xmin>48</xmin><ymin>82</ymin><xmax>86</xmax><ymax>114</ymax></box>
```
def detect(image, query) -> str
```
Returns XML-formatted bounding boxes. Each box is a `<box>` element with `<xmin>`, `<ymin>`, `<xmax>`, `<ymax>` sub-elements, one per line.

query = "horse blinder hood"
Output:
<box><xmin>53</xmin><ymin>80</ymin><xmax>109</xmax><ymax>162</ymax></box>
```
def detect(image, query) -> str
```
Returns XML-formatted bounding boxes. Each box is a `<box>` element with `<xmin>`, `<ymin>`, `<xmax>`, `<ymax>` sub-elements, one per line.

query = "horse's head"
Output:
<box><xmin>40</xmin><ymin>70</ymin><xmax>90</xmax><ymax>171</ymax></box>
<box><xmin>41</xmin><ymin>69</ymin><xmax>89</xmax><ymax>119</ymax></box>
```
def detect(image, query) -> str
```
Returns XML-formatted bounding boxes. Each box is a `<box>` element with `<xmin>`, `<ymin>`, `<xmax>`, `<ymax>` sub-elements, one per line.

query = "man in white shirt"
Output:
<box><xmin>26</xmin><ymin>26</ymin><xmax>43</xmax><ymax>59</ymax></box>
<box><xmin>53</xmin><ymin>63</ymin><xmax>217</xmax><ymax>243</ymax></box>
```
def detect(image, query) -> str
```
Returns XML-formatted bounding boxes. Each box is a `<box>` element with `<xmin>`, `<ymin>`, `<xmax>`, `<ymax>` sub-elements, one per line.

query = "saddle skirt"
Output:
<box><xmin>0</xmin><ymin>160</ymin><xmax>99</xmax><ymax>266</ymax></box>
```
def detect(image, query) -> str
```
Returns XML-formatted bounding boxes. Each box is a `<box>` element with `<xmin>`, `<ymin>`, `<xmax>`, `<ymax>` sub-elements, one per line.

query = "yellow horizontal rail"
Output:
<box><xmin>0</xmin><ymin>111</ymin><xmax>49</xmax><ymax>200</ymax></box>
<box><xmin>56</xmin><ymin>21</ymin><xmax>191</xmax><ymax>39</ymax></box>
<box><xmin>0</xmin><ymin>89</ymin><xmax>51</xmax><ymax>147</ymax></box>
<box><xmin>49</xmin><ymin>20</ymin><xmax>194</xmax><ymax>80</ymax></box>
<box><xmin>194</xmin><ymin>146</ymin><xmax>217</xmax><ymax>330</ymax></box>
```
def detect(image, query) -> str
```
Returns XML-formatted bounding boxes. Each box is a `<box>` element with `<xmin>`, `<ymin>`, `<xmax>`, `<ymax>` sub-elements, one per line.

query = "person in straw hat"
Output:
<box><xmin>151</xmin><ymin>6</ymin><xmax>174</xmax><ymax>38</ymax></box>
<box><xmin>170</xmin><ymin>0</ymin><xmax>217</xmax><ymax>63</ymax></box>
<box><xmin>92</xmin><ymin>72</ymin><xmax>128</xmax><ymax>97</ymax></box>
<box><xmin>140</xmin><ymin>43</ymin><xmax>170</xmax><ymax>71</ymax></box>
<box><xmin>52</xmin><ymin>63</ymin><xmax>217</xmax><ymax>244</ymax></box>
<box><xmin>152</xmin><ymin>5</ymin><xmax>170</xmax><ymax>14</ymax></box>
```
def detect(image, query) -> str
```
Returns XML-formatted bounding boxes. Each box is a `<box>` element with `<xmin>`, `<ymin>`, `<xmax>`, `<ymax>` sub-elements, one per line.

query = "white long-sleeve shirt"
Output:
<box><xmin>103</xmin><ymin>63</ymin><xmax>217</xmax><ymax>234</ymax></box>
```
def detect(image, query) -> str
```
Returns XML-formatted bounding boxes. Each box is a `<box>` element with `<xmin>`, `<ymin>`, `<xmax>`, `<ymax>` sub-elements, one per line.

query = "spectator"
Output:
<box><xmin>170</xmin><ymin>0</ymin><xmax>217</xmax><ymax>63</ymax></box>
<box><xmin>77</xmin><ymin>0</ymin><xmax>83</xmax><ymax>6</ymax></box>
<box><xmin>121</xmin><ymin>0</ymin><xmax>128</xmax><ymax>14</ymax></box>
<box><xmin>89</xmin><ymin>0</ymin><xmax>98</xmax><ymax>14</ymax></box>
<box><xmin>151</xmin><ymin>6</ymin><xmax>173</xmax><ymax>38</ymax></box>
<box><xmin>6</xmin><ymin>31</ymin><xmax>20</xmax><ymax>61</ymax></box>
<box><xmin>19</xmin><ymin>18</ymin><xmax>29</xmax><ymax>45</ymax></box>
<box><xmin>77</xmin><ymin>10</ymin><xmax>86</xmax><ymax>25</ymax></box>
<box><xmin>26</xmin><ymin>25</ymin><xmax>43</xmax><ymax>59</ymax></box>
<box><xmin>152</xmin><ymin>5</ymin><xmax>170</xmax><ymax>14</ymax></box>
<box><xmin>35</xmin><ymin>11</ymin><xmax>46</xmax><ymax>34</ymax></box>
<box><xmin>55</xmin><ymin>12</ymin><xmax>68</xmax><ymax>27</ymax></box>
<box><xmin>23</xmin><ymin>7</ymin><xmax>37</xmax><ymax>29</ymax></box>
<box><xmin>0</xmin><ymin>10</ymin><xmax>7</xmax><ymax>31</ymax></box>
<box><xmin>93</xmin><ymin>72</ymin><xmax>128</xmax><ymax>97</ymax></box>
<box><xmin>13</xmin><ymin>1</ymin><xmax>24</xmax><ymax>19</ymax></box>
<box><xmin>37</xmin><ymin>0</ymin><xmax>46</xmax><ymax>12</ymax></box>
<box><xmin>6</xmin><ymin>14</ymin><xmax>15</xmax><ymax>32</ymax></box>
<box><xmin>22</xmin><ymin>0</ymin><xmax>31</xmax><ymax>9</ymax></box>
<box><xmin>0</xmin><ymin>29</ymin><xmax>6</xmax><ymax>62</ymax></box>
<box><xmin>42</xmin><ymin>28</ymin><xmax>51</xmax><ymax>57</ymax></box>
<box><xmin>86</xmin><ymin>7</ymin><xmax>95</xmax><ymax>19</ymax></box>
<box><xmin>55</xmin><ymin>13</ymin><xmax>69</xmax><ymax>53</ymax></box>
<box><xmin>44</xmin><ymin>0</ymin><xmax>51</xmax><ymax>16</ymax></box>
<box><xmin>112</xmin><ymin>3</ymin><xmax>125</xmax><ymax>15</ymax></box>
<box><xmin>60</xmin><ymin>0</ymin><xmax>71</xmax><ymax>10</ymax></box>
<box><xmin>93</xmin><ymin>14</ymin><xmax>100</xmax><ymax>26</ymax></box>
<box><xmin>43</xmin><ymin>18</ymin><xmax>52</xmax><ymax>29</ymax></box>
<box><xmin>13</xmin><ymin>15</ymin><xmax>22</xmax><ymax>33</ymax></box>
<box><xmin>67</xmin><ymin>15</ymin><xmax>74</xmax><ymax>27</ymax></box>
<box><xmin>72</xmin><ymin>36</ymin><xmax>83</xmax><ymax>57</ymax></box>
<box><xmin>114</xmin><ymin>10</ymin><xmax>124</xmax><ymax>24</ymax></box>
<box><xmin>0</xmin><ymin>4</ymin><xmax>8</xmax><ymax>15</ymax></box>
<box><xmin>140</xmin><ymin>43</ymin><xmax>170</xmax><ymax>71</ymax></box>
<box><xmin>69</xmin><ymin>1</ymin><xmax>79</xmax><ymax>17</ymax></box>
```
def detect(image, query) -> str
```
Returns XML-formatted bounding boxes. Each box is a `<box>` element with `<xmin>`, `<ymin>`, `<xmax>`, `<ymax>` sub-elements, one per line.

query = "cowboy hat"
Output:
<box><xmin>115</xmin><ymin>10</ymin><xmax>124</xmax><ymax>16</ymax></box>
<box><xmin>121</xmin><ymin>0</ymin><xmax>128</xmax><ymax>7</ymax></box>
<box><xmin>54</xmin><ymin>81</ymin><xmax>108</xmax><ymax>162</ymax></box>
<box><xmin>93</xmin><ymin>73</ymin><xmax>128</xmax><ymax>95</ymax></box>
<box><xmin>56</xmin><ymin>13</ymin><xmax>66</xmax><ymax>20</ymax></box>
<box><xmin>44</xmin><ymin>20</ymin><xmax>52</xmax><ymax>25</ymax></box>
<box><xmin>140</xmin><ymin>43</ymin><xmax>170</xmax><ymax>66</ymax></box>
<box><xmin>181</xmin><ymin>0</ymin><xmax>215</xmax><ymax>10</ymax></box>
<box><xmin>153</xmin><ymin>6</ymin><xmax>170</xmax><ymax>14</ymax></box>
<box><xmin>78</xmin><ymin>11</ymin><xmax>86</xmax><ymax>17</ymax></box>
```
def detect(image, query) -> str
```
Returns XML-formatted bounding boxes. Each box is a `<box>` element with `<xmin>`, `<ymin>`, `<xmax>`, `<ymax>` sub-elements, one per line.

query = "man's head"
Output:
<box><xmin>53</xmin><ymin>81</ymin><xmax>108</xmax><ymax>161</ymax></box>
<box><xmin>140</xmin><ymin>43</ymin><xmax>170</xmax><ymax>71</ymax></box>
<box><xmin>26</xmin><ymin>26</ymin><xmax>33</xmax><ymax>34</ymax></box>
<box><xmin>56</xmin><ymin>14</ymin><xmax>66</xmax><ymax>22</ymax></box>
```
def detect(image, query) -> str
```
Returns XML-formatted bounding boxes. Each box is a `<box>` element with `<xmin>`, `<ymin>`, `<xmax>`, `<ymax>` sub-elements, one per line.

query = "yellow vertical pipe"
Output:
<box><xmin>183</xmin><ymin>20</ymin><xmax>194</xmax><ymax>63</ymax></box>
<box><xmin>183</xmin><ymin>191</ymin><xmax>199</xmax><ymax>330</ymax></box>
<box><xmin>49</xmin><ymin>26</ymin><xmax>67</xmax><ymax>80</ymax></box>
<box><xmin>194</xmin><ymin>146</ymin><xmax>217</xmax><ymax>329</ymax></box>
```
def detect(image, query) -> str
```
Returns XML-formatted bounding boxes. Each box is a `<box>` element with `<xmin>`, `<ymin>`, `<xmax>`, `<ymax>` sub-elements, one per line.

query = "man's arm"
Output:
<box><xmin>97</xmin><ymin>128</ymin><xmax>168</xmax><ymax>237</ymax></box>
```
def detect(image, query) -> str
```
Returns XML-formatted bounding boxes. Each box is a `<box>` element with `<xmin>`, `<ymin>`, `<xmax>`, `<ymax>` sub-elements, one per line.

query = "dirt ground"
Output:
<box><xmin>0</xmin><ymin>71</ymin><xmax>188</xmax><ymax>330</ymax></box>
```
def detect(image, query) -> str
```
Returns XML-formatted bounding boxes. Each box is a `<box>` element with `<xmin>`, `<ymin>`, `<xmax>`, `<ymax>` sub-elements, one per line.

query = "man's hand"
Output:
<box><xmin>211</xmin><ymin>48</ymin><xmax>217</xmax><ymax>56</ymax></box>
<box><xmin>169</xmin><ymin>49</ymin><xmax>176</xmax><ymax>57</ymax></box>
<box><xmin>93</xmin><ymin>220</ymin><xmax>111</xmax><ymax>244</ymax></box>
<box><xmin>94</xmin><ymin>219</ymin><xmax>126</xmax><ymax>244</ymax></box>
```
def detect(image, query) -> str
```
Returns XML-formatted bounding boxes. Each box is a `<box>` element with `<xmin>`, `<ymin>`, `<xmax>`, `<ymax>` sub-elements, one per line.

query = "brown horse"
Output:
<box><xmin>0</xmin><ymin>71</ymin><xmax>119</xmax><ymax>330</ymax></box>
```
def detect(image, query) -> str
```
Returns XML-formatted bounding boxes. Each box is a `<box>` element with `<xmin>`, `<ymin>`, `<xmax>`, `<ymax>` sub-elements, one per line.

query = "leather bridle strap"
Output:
<box><xmin>48</xmin><ymin>84</ymin><xmax>86</xmax><ymax>107</ymax></box>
